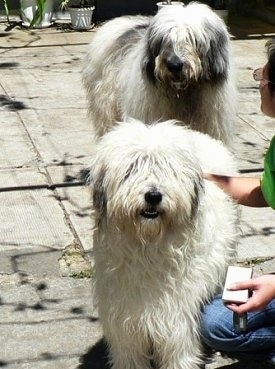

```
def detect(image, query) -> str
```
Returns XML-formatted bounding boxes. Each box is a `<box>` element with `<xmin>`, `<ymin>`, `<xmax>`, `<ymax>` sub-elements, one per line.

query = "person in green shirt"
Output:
<box><xmin>201</xmin><ymin>38</ymin><xmax>275</xmax><ymax>365</ymax></box>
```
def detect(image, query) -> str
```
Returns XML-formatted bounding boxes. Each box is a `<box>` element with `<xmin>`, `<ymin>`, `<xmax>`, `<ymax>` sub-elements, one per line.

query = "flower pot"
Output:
<box><xmin>68</xmin><ymin>6</ymin><xmax>95</xmax><ymax>30</ymax></box>
<box><xmin>214</xmin><ymin>9</ymin><xmax>228</xmax><ymax>23</ymax></box>
<box><xmin>20</xmin><ymin>0</ymin><xmax>54</xmax><ymax>28</ymax></box>
<box><xmin>157</xmin><ymin>2</ymin><xmax>184</xmax><ymax>10</ymax></box>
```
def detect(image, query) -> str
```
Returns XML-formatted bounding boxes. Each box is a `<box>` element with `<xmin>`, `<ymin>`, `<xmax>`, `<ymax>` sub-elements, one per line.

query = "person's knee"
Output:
<box><xmin>200</xmin><ymin>311</ymin><xmax>227</xmax><ymax>347</ymax></box>
<box><xmin>200</xmin><ymin>298</ymin><xmax>235</xmax><ymax>351</ymax></box>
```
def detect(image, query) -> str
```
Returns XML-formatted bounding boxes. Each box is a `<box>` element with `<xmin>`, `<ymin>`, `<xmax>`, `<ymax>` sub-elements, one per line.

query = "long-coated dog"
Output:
<box><xmin>83</xmin><ymin>2</ymin><xmax>236</xmax><ymax>145</ymax></box>
<box><xmin>89</xmin><ymin>120</ymin><xmax>238</xmax><ymax>369</ymax></box>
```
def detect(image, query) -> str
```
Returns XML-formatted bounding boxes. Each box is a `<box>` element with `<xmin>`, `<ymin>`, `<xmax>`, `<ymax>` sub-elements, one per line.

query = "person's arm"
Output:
<box><xmin>204</xmin><ymin>174</ymin><xmax>268</xmax><ymax>207</ymax></box>
<box><xmin>225</xmin><ymin>274</ymin><xmax>275</xmax><ymax>313</ymax></box>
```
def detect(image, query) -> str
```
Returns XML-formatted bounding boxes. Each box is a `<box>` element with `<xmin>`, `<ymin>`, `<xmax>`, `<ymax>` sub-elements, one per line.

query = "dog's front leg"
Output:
<box><xmin>156</xmin><ymin>339</ymin><xmax>203</xmax><ymax>369</ymax></box>
<box><xmin>107</xmin><ymin>338</ymin><xmax>152</xmax><ymax>369</ymax></box>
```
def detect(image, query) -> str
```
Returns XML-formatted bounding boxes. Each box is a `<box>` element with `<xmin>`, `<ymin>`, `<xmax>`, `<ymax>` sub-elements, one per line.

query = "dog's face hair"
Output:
<box><xmin>90</xmin><ymin>120</ymin><xmax>204</xmax><ymax>243</ymax></box>
<box><xmin>142</xmin><ymin>3</ymin><xmax>230</xmax><ymax>90</ymax></box>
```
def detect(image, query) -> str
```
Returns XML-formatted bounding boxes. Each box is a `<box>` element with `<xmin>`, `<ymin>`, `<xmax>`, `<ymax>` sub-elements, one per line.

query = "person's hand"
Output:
<box><xmin>225</xmin><ymin>274</ymin><xmax>275</xmax><ymax>313</ymax></box>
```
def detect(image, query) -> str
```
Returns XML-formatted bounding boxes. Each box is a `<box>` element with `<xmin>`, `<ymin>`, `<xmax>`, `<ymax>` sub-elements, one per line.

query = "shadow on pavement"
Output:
<box><xmin>213</xmin><ymin>361</ymin><xmax>272</xmax><ymax>369</ymax></box>
<box><xmin>78</xmin><ymin>338</ymin><xmax>110</xmax><ymax>369</ymax></box>
<box><xmin>0</xmin><ymin>94</ymin><xmax>28</xmax><ymax>111</ymax></box>
<box><xmin>78</xmin><ymin>340</ymin><xmax>270</xmax><ymax>369</ymax></box>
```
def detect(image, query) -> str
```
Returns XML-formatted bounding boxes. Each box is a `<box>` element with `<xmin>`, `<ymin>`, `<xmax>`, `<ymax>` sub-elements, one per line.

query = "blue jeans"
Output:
<box><xmin>201</xmin><ymin>294</ymin><xmax>275</xmax><ymax>360</ymax></box>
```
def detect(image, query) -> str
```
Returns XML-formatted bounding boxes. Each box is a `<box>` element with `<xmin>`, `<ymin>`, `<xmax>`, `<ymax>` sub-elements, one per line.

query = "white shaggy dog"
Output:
<box><xmin>89</xmin><ymin>120</ymin><xmax>238</xmax><ymax>369</ymax></box>
<box><xmin>83</xmin><ymin>2</ymin><xmax>236</xmax><ymax>145</ymax></box>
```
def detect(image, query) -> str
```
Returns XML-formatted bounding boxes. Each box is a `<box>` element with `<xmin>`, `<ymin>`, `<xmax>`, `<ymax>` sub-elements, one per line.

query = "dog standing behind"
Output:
<box><xmin>83</xmin><ymin>2</ymin><xmax>236</xmax><ymax>145</ymax></box>
<box><xmin>89</xmin><ymin>120</ymin><xmax>239</xmax><ymax>369</ymax></box>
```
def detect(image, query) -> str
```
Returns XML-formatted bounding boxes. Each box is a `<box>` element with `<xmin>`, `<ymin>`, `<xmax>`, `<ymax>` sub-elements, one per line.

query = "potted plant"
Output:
<box><xmin>3</xmin><ymin>0</ymin><xmax>54</xmax><ymax>28</ymax></box>
<box><xmin>156</xmin><ymin>0</ymin><xmax>184</xmax><ymax>10</ymax></box>
<box><xmin>61</xmin><ymin>0</ymin><xmax>95</xmax><ymax>30</ymax></box>
<box><xmin>21</xmin><ymin>0</ymin><xmax>54</xmax><ymax>28</ymax></box>
<box><xmin>209</xmin><ymin>0</ymin><xmax>229</xmax><ymax>22</ymax></box>
<box><xmin>3</xmin><ymin>0</ymin><xmax>10</xmax><ymax>23</ymax></box>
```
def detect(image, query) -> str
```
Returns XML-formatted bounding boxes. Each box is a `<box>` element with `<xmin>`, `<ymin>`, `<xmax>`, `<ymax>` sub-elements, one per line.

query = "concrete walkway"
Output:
<box><xmin>1</xmin><ymin>12</ymin><xmax>275</xmax><ymax>369</ymax></box>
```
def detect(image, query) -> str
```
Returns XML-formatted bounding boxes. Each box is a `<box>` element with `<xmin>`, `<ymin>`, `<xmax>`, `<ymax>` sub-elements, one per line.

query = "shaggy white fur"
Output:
<box><xmin>83</xmin><ymin>2</ymin><xmax>236</xmax><ymax>145</ymax></box>
<box><xmin>89</xmin><ymin>120</ymin><xmax>239</xmax><ymax>369</ymax></box>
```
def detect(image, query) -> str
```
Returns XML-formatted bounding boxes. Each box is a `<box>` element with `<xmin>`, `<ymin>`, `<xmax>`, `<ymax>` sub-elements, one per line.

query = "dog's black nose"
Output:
<box><xmin>144</xmin><ymin>191</ymin><xmax>162</xmax><ymax>206</ymax></box>
<box><xmin>166</xmin><ymin>56</ymin><xmax>183</xmax><ymax>73</ymax></box>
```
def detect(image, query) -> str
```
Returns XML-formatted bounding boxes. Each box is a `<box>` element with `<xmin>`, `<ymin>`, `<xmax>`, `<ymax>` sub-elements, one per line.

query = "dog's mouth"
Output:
<box><xmin>171</xmin><ymin>80</ymin><xmax>185</xmax><ymax>90</ymax></box>
<box><xmin>140</xmin><ymin>208</ymin><xmax>160</xmax><ymax>219</ymax></box>
<box><xmin>170</xmin><ymin>77</ymin><xmax>191</xmax><ymax>91</ymax></box>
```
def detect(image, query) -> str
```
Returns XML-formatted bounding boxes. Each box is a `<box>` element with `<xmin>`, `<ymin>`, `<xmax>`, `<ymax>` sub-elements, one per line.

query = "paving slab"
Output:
<box><xmin>0</xmin><ymin>276</ymin><xmax>101</xmax><ymax>369</ymax></box>
<box><xmin>0</xmin><ymin>189</ymin><xmax>75</xmax><ymax>251</ymax></box>
<box><xmin>233</xmin><ymin>116</ymin><xmax>267</xmax><ymax>171</ymax></box>
<box><xmin>55</xmin><ymin>186</ymin><xmax>94</xmax><ymax>252</ymax></box>
<box><xmin>0</xmin><ymin>168</ymin><xmax>48</xmax><ymax>188</ymax></box>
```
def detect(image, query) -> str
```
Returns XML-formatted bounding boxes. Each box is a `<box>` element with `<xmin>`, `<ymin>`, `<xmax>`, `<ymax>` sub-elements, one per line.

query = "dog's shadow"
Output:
<box><xmin>212</xmin><ymin>362</ymin><xmax>270</xmax><ymax>368</ymax></box>
<box><xmin>78</xmin><ymin>339</ymin><xmax>267</xmax><ymax>369</ymax></box>
<box><xmin>78</xmin><ymin>338</ymin><xmax>158</xmax><ymax>369</ymax></box>
<box><xmin>78</xmin><ymin>338</ymin><xmax>110</xmax><ymax>369</ymax></box>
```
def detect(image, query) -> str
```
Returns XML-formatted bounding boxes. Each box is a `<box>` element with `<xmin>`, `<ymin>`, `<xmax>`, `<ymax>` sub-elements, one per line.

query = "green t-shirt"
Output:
<box><xmin>261</xmin><ymin>135</ymin><xmax>275</xmax><ymax>209</ymax></box>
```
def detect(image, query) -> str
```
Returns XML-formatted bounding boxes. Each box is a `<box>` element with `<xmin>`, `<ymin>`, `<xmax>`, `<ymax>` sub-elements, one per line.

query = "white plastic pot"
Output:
<box><xmin>214</xmin><ymin>9</ymin><xmax>229</xmax><ymax>23</ymax></box>
<box><xmin>157</xmin><ymin>2</ymin><xmax>184</xmax><ymax>10</ymax></box>
<box><xmin>20</xmin><ymin>0</ymin><xmax>54</xmax><ymax>28</ymax></box>
<box><xmin>68</xmin><ymin>6</ymin><xmax>95</xmax><ymax>30</ymax></box>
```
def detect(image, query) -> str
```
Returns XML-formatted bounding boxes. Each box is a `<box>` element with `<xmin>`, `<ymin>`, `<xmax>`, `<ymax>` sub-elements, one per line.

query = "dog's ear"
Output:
<box><xmin>142</xmin><ymin>45</ymin><xmax>157</xmax><ymax>85</ymax></box>
<box><xmin>202</xmin><ymin>26</ymin><xmax>230</xmax><ymax>82</ymax></box>
<box><xmin>208</xmin><ymin>37</ymin><xmax>229</xmax><ymax>80</ymax></box>
<box><xmin>141</xmin><ymin>29</ymin><xmax>163</xmax><ymax>85</ymax></box>
<box><xmin>90</xmin><ymin>168</ymin><xmax>107</xmax><ymax>216</ymax></box>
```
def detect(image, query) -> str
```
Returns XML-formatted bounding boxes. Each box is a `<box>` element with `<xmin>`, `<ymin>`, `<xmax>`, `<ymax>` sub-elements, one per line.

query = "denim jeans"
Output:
<box><xmin>200</xmin><ymin>294</ymin><xmax>275</xmax><ymax>360</ymax></box>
